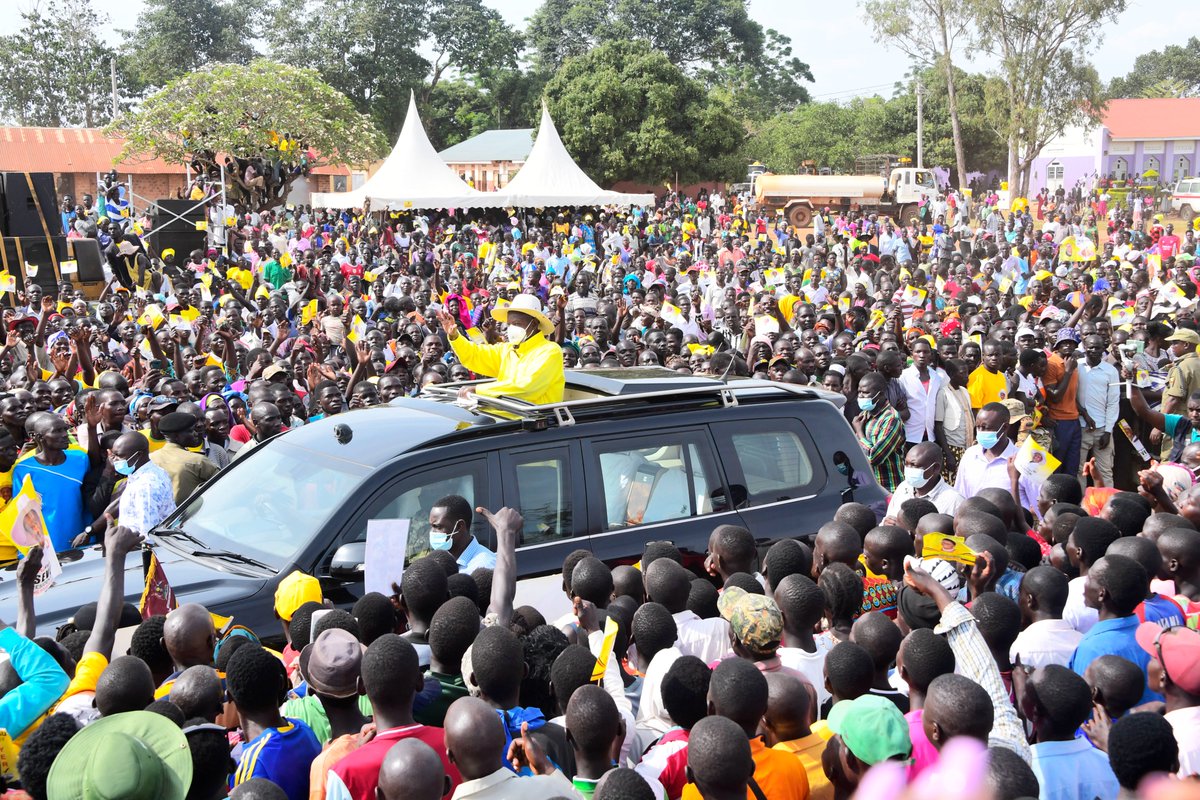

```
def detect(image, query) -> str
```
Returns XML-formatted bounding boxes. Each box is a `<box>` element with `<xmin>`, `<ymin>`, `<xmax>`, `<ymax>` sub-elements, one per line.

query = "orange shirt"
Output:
<box><xmin>1044</xmin><ymin>354</ymin><xmax>1080</xmax><ymax>421</ymax></box>
<box><xmin>682</xmin><ymin>737</ymin><xmax>810</xmax><ymax>800</ymax></box>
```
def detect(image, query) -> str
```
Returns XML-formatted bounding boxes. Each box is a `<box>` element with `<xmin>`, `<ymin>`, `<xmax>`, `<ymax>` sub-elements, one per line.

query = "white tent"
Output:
<box><xmin>491</xmin><ymin>103</ymin><xmax>655</xmax><ymax>208</ymax></box>
<box><xmin>311</xmin><ymin>92</ymin><xmax>497</xmax><ymax>210</ymax></box>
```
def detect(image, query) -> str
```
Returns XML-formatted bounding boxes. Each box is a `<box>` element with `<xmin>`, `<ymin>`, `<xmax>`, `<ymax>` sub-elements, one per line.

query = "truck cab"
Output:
<box><xmin>887</xmin><ymin>168</ymin><xmax>939</xmax><ymax>205</ymax></box>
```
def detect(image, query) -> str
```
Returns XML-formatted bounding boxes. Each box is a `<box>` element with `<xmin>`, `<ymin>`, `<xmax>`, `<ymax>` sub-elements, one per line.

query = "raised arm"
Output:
<box><xmin>479</xmin><ymin>506</ymin><xmax>523</xmax><ymax>629</ymax></box>
<box><xmin>84</xmin><ymin>525</ymin><xmax>142</xmax><ymax>660</ymax></box>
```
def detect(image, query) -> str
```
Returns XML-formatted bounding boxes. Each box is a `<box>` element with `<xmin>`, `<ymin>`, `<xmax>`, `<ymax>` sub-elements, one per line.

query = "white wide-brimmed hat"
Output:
<box><xmin>492</xmin><ymin>293</ymin><xmax>555</xmax><ymax>336</ymax></box>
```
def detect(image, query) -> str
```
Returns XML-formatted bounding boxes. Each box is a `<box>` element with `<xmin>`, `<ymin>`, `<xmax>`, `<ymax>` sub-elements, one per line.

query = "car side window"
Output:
<box><xmin>713</xmin><ymin>419</ymin><xmax>818</xmax><ymax>507</ymax></box>
<box><xmin>590</xmin><ymin>434</ymin><xmax>722</xmax><ymax>531</ymax></box>
<box><xmin>510</xmin><ymin>448</ymin><xmax>572</xmax><ymax>545</ymax></box>
<box><xmin>349</xmin><ymin>460</ymin><xmax>487</xmax><ymax>562</ymax></box>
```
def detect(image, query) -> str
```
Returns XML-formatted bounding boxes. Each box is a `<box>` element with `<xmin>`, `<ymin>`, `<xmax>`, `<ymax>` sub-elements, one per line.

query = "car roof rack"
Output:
<box><xmin>419</xmin><ymin>382</ymin><xmax>741</xmax><ymax>429</ymax></box>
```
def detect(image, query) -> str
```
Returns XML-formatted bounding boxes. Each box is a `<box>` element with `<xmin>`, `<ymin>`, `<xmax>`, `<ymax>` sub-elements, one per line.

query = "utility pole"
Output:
<box><xmin>916</xmin><ymin>78</ymin><xmax>924</xmax><ymax>169</ymax></box>
<box><xmin>110</xmin><ymin>57</ymin><xmax>119</xmax><ymax>120</ymax></box>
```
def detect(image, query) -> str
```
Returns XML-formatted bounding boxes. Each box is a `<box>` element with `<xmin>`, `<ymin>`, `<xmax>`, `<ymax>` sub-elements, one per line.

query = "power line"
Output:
<box><xmin>808</xmin><ymin>81</ymin><xmax>899</xmax><ymax>99</ymax></box>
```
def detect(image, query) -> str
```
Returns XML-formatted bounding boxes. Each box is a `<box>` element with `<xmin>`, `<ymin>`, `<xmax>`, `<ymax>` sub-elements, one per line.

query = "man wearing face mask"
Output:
<box><xmin>88</xmin><ymin>432</ymin><xmax>174</xmax><ymax>543</ymax></box>
<box><xmin>852</xmin><ymin>372</ymin><xmax>906</xmax><ymax>492</ymax></box>
<box><xmin>954</xmin><ymin>401</ymin><xmax>1040</xmax><ymax>509</ymax></box>
<box><xmin>434</xmin><ymin>294</ymin><xmax>565</xmax><ymax>405</ymax></box>
<box><xmin>426</xmin><ymin>494</ymin><xmax>495</xmax><ymax>572</ymax></box>
<box><xmin>884</xmin><ymin>441</ymin><xmax>963</xmax><ymax>518</ymax></box>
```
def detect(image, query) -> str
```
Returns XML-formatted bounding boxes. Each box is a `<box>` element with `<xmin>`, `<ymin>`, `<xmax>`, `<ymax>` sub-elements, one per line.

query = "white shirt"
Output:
<box><xmin>119</xmin><ymin>461</ymin><xmax>177</xmax><ymax>535</ymax></box>
<box><xmin>885</xmin><ymin>477</ymin><xmax>964</xmax><ymax>519</ymax></box>
<box><xmin>635</xmin><ymin>646</ymin><xmax>683</xmax><ymax>737</ymax></box>
<box><xmin>671</xmin><ymin>610</ymin><xmax>731</xmax><ymax>664</ymax></box>
<box><xmin>898</xmin><ymin>365</ymin><xmax>947</xmax><ymax>443</ymax></box>
<box><xmin>1009</xmin><ymin>618</ymin><xmax>1084</xmax><ymax>669</ymax></box>
<box><xmin>1063</xmin><ymin>575</ymin><xmax>1098</xmax><ymax>634</ymax></box>
<box><xmin>953</xmin><ymin>440</ymin><xmax>1038</xmax><ymax>508</ymax></box>
<box><xmin>1076</xmin><ymin>359</ymin><xmax>1121</xmax><ymax>432</ymax></box>
<box><xmin>777</xmin><ymin>643</ymin><xmax>833</xmax><ymax>715</ymax></box>
<box><xmin>450</xmin><ymin>767</ymin><xmax>580</xmax><ymax>800</ymax></box>
<box><xmin>1166</xmin><ymin>705</ymin><xmax>1200</xmax><ymax>777</ymax></box>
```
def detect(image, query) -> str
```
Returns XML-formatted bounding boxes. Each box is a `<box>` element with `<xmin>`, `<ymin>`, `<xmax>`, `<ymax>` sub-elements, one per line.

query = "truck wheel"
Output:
<box><xmin>1182</xmin><ymin>204</ymin><xmax>1194</xmax><ymax>220</ymax></box>
<box><xmin>787</xmin><ymin>205</ymin><xmax>813</xmax><ymax>228</ymax></box>
<box><xmin>897</xmin><ymin>204</ymin><xmax>916</xmax><ymax>224</ymax></box>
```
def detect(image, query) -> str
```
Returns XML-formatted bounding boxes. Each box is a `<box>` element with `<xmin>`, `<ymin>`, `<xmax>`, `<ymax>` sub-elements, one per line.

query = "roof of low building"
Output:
<box><xmin>437</xmin><ymin>128</ymin><xmax>534</xmax><ymax>164</ymax></box>
<box><xmin>0</xmin><ymin>126</ymin><xmax>349</xmax><ymax>175</ymax></box>
<box><xmin>1102</xmin><ymin>98</ymin><xmax>1200</xmax><ymax>141</ymax></box>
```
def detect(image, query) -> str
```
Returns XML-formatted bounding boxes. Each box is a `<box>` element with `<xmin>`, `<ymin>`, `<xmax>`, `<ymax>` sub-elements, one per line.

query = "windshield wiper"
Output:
<box><xmin>190</xmin><ymin>549</ymin><xmax>273</xmax><ymax>571</ymax></box>
<box><xmin>151</xmin><ymin>527</ymin><xmax>207</xmax><ymax>548</ymax></box>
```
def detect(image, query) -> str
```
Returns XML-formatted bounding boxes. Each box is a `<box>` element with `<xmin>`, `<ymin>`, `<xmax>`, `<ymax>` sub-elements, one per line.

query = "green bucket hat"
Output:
<box><xmin>47</xmin><ymin>710</ymin><xmax>192</xmax><ymax>800</ymax></box>
<box><xmin>827</xmin><ymin>694</ymin><xmax>912</xmax><ymax>766</ymax></box>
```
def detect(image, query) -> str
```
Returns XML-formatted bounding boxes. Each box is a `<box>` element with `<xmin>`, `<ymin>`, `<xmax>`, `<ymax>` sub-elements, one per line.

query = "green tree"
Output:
<box><xmin>1108</xmin><ymin>38</ymin><xmax>1200</xmax><ymax>97</ymax></box>
<box><xmin>0</xmin><ymin>0</ymin><xmax>115</xmax><ymax>127</ymax></box>
<box><xmin>544</xmin><ymin>41</ymin><xmax>744</xmax><ymax>184</ymax></box>
<box><xmin>528</xmin><ymin>0</ymin><xmax>811</xmax><ymax>119</ymax></box>
<box><xmin>424</xmin><ymin>81</ymin><xmax>497</xmax><ymax>151</ymax></box>
<box><xmin>863</xmin><ymin>0</ymin><xmax>973</xmax><ymax>189</ymax></box>
<box><xmin>107</xmin><ymin>60</ymin><xmax>387</xmax><ymax>213</ymax></box>
<box><xmin>261</xmin><ymin>0</ymin><xmax>522</xmax><ymax>142</ymax></box>
<box><xmin>968</xmin><ymin>0</ymin><xmax>1123</xmax><ymax>195</ymax></box>
<box><xmin>119</xmin><ymin>0</ymin><xmax>255</xmax><ymax>91</ymax></box>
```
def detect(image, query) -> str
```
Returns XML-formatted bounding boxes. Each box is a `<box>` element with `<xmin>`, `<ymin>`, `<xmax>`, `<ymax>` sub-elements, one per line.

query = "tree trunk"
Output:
<box><xmin>937</xmin><ymin>19</ymin><xmax>968</xmax><ymax>190</ymax></box>
<box><xmin>1007</xmin><ymin>135</ymin><xmax>1018</xmax><ymax>193</ymax></box>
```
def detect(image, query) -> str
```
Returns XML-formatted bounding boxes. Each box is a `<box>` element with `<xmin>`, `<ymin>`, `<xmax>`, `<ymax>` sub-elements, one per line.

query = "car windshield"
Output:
<box><xmin>159</xmin><ymin>441</ymin><xmax>371</xmax><ymax>569</ymax></box>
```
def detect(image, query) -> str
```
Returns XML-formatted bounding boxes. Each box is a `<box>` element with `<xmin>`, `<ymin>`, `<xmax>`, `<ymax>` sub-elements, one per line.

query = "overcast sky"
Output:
<box><xmin>4</xmin><ymin>0</ymin><xmax>1192</xmax><ymax>100</ymax></box>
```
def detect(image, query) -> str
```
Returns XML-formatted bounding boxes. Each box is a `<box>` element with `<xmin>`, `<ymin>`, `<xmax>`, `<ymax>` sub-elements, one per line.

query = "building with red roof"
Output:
<box><xmin>0</xmin><ymin>126</ymin><xmax>354</xmax><ymax>211</ymax></box>
<box><xmin>1030</xmin><ymin>98</ymin><xmax>1200</xmax><ymax>195</ymax></box>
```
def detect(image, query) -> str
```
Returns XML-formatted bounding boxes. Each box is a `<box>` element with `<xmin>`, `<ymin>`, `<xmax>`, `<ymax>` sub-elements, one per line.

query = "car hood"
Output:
<box><xmin>0</xmin><ymin>542</ymin><xmax>271</xmax><ymax>638</ymax></box>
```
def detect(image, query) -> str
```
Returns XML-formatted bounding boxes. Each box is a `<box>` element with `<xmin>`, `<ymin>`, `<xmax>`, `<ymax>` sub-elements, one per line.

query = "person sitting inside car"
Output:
<box><xmin>434</xmin><ymin>294</ymin><xmax>565</xmax><ymax>405</ymax></box>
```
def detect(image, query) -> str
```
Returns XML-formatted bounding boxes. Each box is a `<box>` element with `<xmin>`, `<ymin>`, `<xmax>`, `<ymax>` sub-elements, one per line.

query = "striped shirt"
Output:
<box><xmin>232</xmin><ymin>718</ymin><xmax>322</xmax><ymax>800</ymax></box>
<box><xmin>858</xmin><ymin>405</ymin><xmax>905</xmax><ymax>492</ymax></box>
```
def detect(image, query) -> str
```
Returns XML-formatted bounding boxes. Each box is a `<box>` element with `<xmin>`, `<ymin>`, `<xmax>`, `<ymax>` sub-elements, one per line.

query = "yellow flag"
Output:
<box><xmin>591</xmin><ymin>616</ymin><xmax>620</xmax><ymax>682</ymax></box>
<box><xmin>301</xmin><ymin>299</ymin><xmax>318</xmax><ymax>326</ymax></box>
<box><xmin>279</xmin><ymin>251</ymin><xmax>293</xmax><ymax>269</ymax></box>
<box><xmin>0</xmin><ymin>273</ymin><xmax>16</xmax><ymax>293</ymax></box>
<box><xmin>204</xmin><ymin>352</ymin><xmax>223</xmax><ymax>368</ymax></box>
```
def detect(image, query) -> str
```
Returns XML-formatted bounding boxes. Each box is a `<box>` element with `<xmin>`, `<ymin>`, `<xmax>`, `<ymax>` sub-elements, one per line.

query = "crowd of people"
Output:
<box><xmin>0</xmin><ymin>183</ymin><xmax>1198</xmax><ymax>800</ymax></box>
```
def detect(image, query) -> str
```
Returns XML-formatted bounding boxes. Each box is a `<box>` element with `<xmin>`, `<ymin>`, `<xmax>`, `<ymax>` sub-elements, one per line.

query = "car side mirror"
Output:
<box><xmin>329</xmin><ymin>542</ymin><xmax>366</xmax><ymax>582</ymax></box>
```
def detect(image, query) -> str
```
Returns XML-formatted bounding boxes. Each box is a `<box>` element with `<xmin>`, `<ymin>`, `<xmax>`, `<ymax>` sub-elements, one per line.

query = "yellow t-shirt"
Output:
<box><xmin>139</xmin><ymin>429</ymin><xmax>167</xmax><ymax>453</ymax></box>
<box><xmin>967</xmin><ymin>365</ymin><xmax>1008</xmax><ymax>409</ymax></box>
<box><xmin>56</xmin><ymin>651</ymin><xmax>107</xmax><ymax>705</ymax></box>
<box><xmin>776</xmin><ymin>734</ymin><xmax>834</xmax><ymax>800</ymax></box>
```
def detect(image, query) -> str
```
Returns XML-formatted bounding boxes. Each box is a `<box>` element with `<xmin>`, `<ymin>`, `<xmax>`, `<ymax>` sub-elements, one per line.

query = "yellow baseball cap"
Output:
<box><xmin>274</xmin><ymin>570</ymin><xmax>322</xmax><ymax>621</ymax></box>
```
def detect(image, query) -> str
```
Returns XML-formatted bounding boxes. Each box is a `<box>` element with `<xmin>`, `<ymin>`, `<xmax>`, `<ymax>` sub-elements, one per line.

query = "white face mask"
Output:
<box><xmin>505</xmin><ymin>324</ymin><xmax>528</xmax><ymax>345</ymax></box>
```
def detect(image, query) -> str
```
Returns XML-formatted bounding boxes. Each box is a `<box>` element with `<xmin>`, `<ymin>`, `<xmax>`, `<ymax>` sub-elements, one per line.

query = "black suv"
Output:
<box><xmin>2</xmin><ymin>369</ymin><xmax>886</xmax><ymax>639</ymax></box>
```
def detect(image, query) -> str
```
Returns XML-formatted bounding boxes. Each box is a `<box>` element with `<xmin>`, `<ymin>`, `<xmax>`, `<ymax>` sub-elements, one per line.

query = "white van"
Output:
<box><xmin>1171</xmin><ymin>178</ymin><xmax>1200</xmax><ymax>219</ymax></box>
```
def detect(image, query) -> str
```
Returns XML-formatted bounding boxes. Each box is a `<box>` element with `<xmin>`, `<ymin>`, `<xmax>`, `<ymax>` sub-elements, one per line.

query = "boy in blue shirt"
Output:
<box><xmin>227</xmin><ymin>642</ymin><xmax>322</xmax><ymax>800</ymax></box>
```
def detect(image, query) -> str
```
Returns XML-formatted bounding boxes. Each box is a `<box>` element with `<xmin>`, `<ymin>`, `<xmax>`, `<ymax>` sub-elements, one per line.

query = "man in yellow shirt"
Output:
<box><xmin>434</xmin><ymin>294</ymin><xmax>565</xmax><ymax>405</ymax></box>
<box><xmin>967</xmin><ymin>340</ymin><xmax>1009</xmax><ymax>411</ymax></box>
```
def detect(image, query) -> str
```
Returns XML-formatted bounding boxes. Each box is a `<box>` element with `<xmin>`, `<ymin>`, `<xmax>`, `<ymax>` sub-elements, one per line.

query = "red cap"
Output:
<box><xmin>1136</xmin><ymin>622</ymin><xmax>1200</xmax><ymax>694</ymax></box>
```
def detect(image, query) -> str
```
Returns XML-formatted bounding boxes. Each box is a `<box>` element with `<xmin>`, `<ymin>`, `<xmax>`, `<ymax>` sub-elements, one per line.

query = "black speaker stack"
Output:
<box><xmin>0</xmin><ymin>171</ymin><xmax>108</xmax><ymax>298</ymax></box>
<box><xmin>145</xmin><ymin>198</ymin><xmax>209</xmax><ymax>261</ymax></box>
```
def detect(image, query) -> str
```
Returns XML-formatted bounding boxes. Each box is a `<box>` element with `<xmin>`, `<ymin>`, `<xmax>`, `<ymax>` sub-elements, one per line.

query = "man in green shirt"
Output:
<box><xmin>262</xmin><ymin>251</ymin><xmax>293</xmax><ymax>290</ymax></box>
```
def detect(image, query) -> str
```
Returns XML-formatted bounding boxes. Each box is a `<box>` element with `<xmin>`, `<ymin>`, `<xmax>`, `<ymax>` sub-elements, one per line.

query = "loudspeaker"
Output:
<box><xmin>150</xmin><ymin>198</ymin><xmax>205</xmax><ymax>235</ymax></box>
<box><xmin>147</xmin><ymin>229</ymin><xmax>208</xmax><ymax>261</ymax></box>
<box><xmin>0</xmin><ymin>173</ymin><xmax>60</xmax><ymax>238</ymax></box>
<box><xmin>65</xmin><ymin>238</ymin><xmax>105</xmax><ymax>283</ymax></box>
<box><xmin>1</xmin><ymin>236</ymin><xmax>68</xmax><ymax>294</ymax></box>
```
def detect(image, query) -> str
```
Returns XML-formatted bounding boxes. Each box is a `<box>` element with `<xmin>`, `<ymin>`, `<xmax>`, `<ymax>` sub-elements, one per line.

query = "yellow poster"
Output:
<box><xmin>137</xmin><ymin>304</ymin><xmax>165</xmax><ymax>329</ymax></box>
<box><xmin>922</xmin><ymin>533</ymin><xmax>977</xmax><ymax>566</ymax></box>
<box><xmin>1015</xmin><ymin>435</ymin><xmax>1061</xmax><ymax>482</ymax></box>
